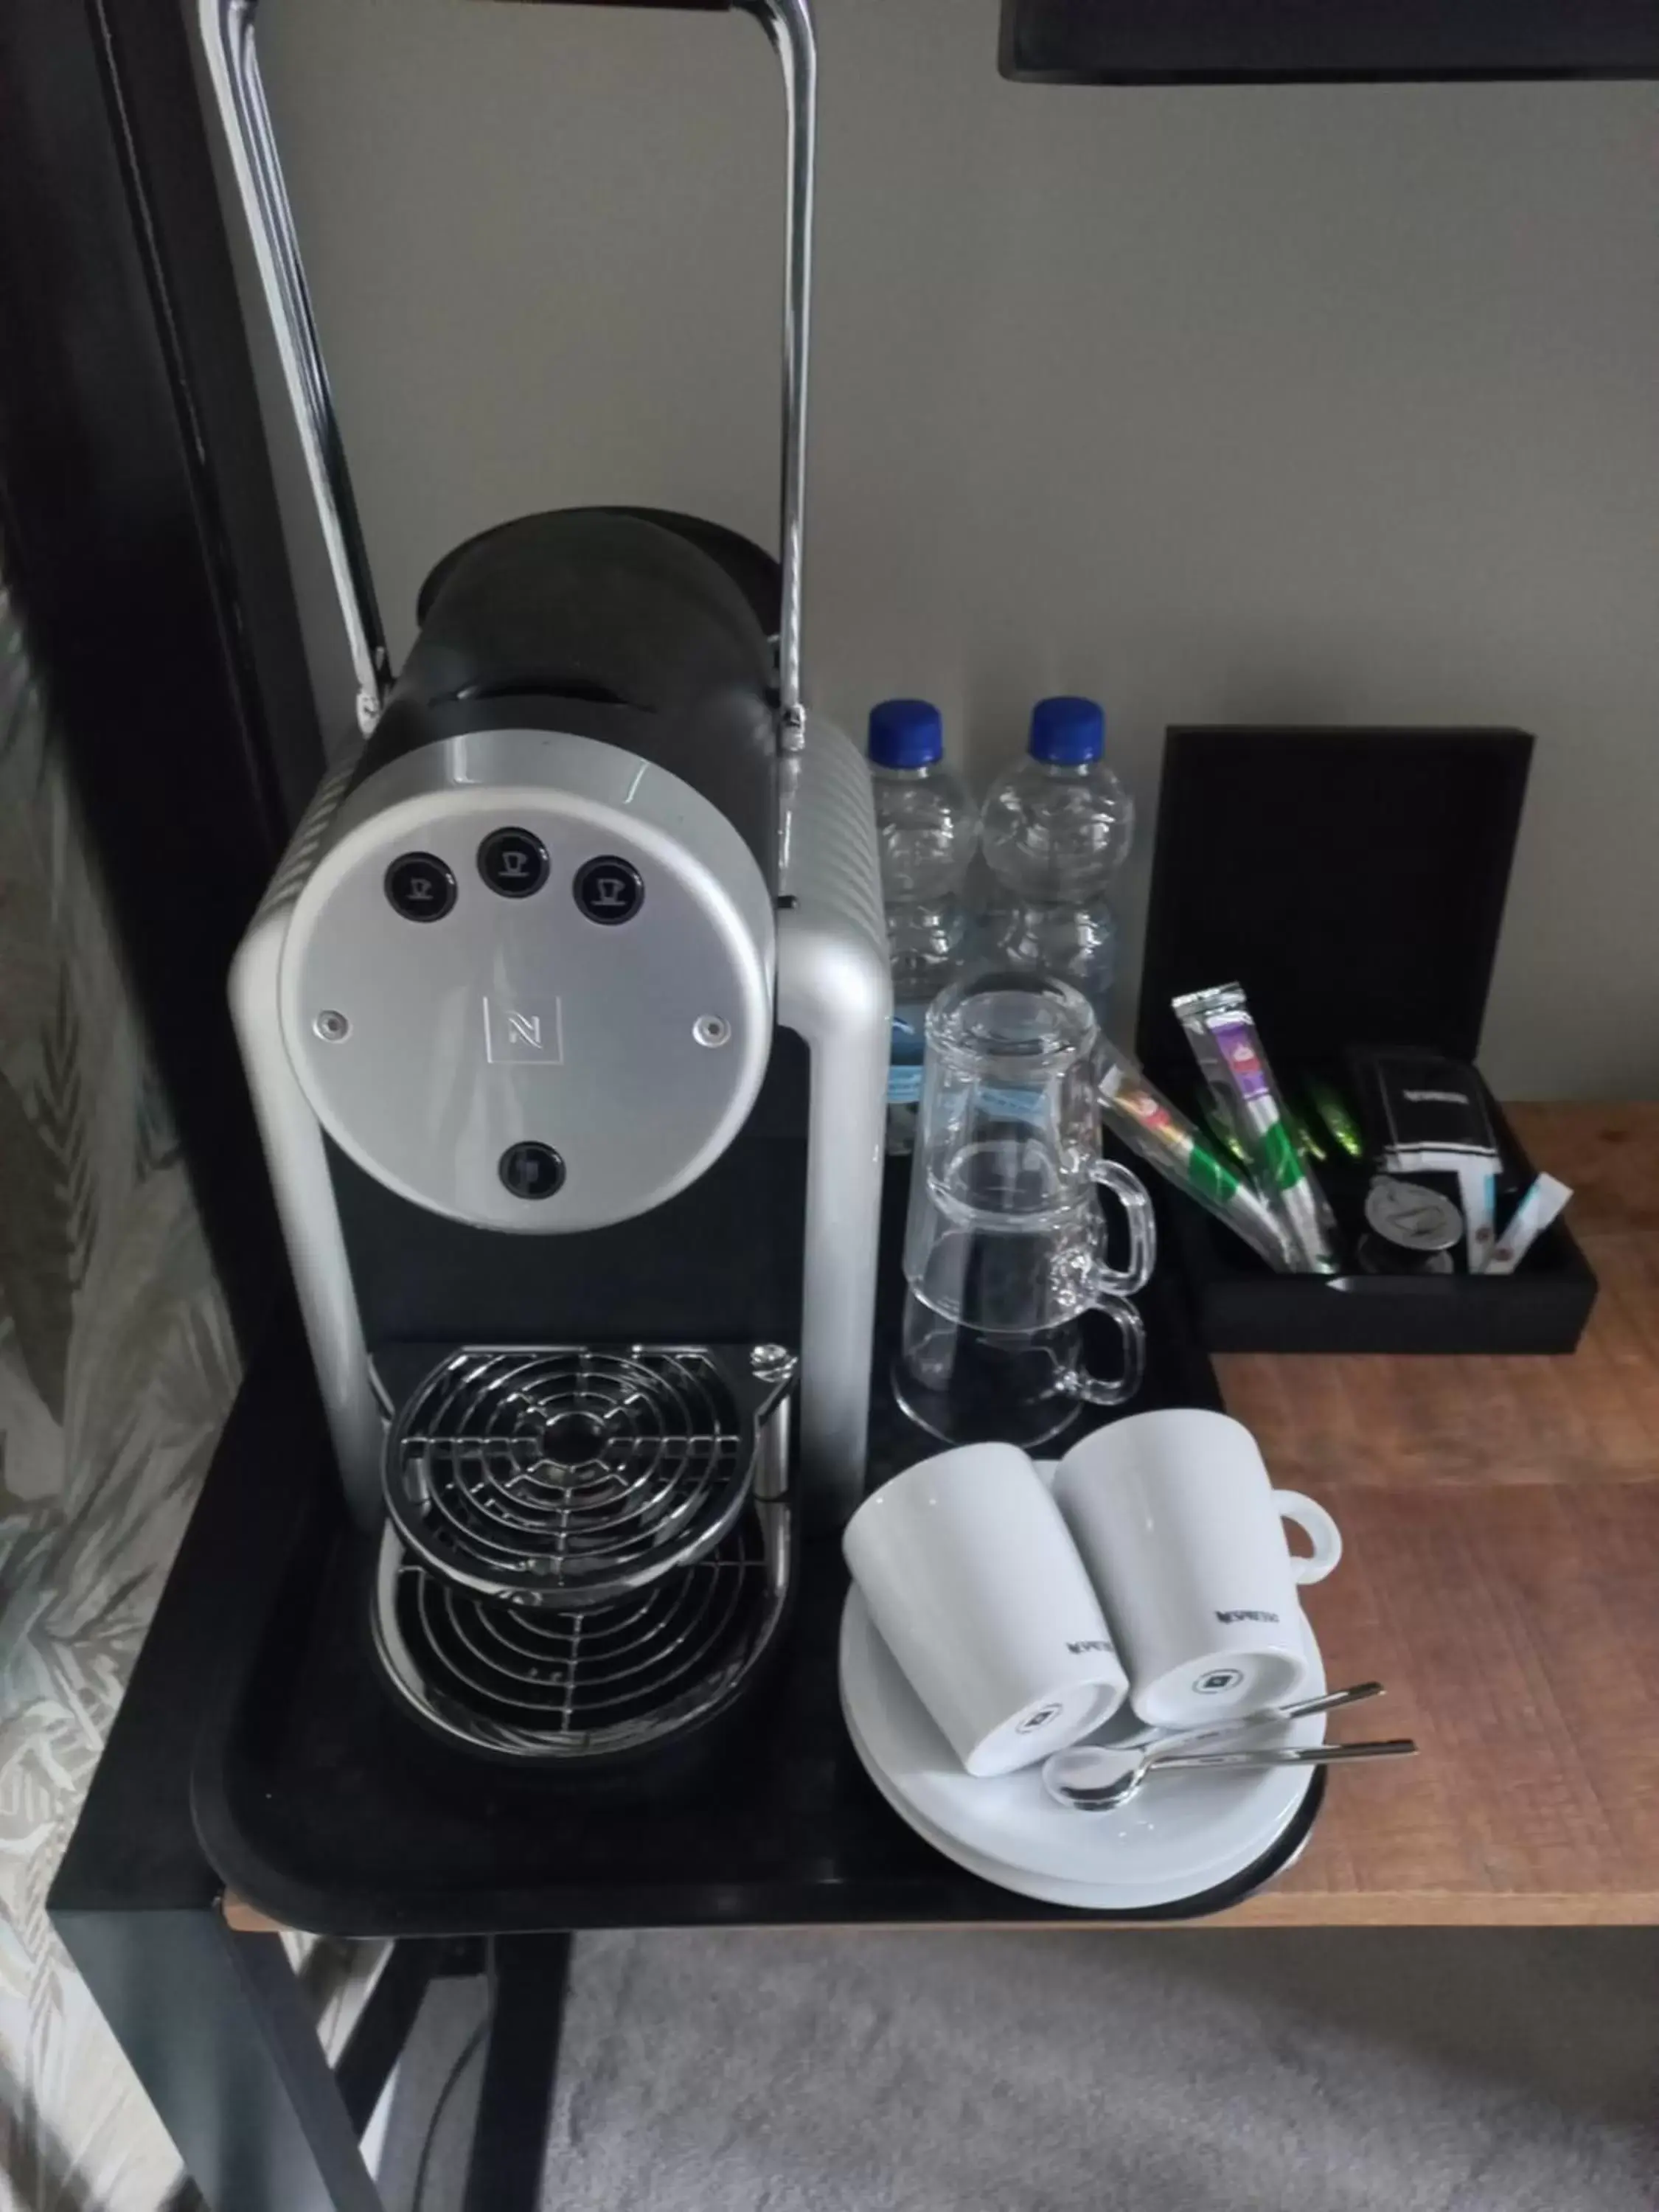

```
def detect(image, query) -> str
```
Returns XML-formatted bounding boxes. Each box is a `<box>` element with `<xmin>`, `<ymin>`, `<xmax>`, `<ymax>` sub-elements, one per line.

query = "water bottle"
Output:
<box><xmin>867</xmin><ymin>699</ymin><xmax>978</xmax><ymax>1152</ymax></box>
<box><xmin>979</xmin><ymin>696</ymin><xmax>1133</xmax><ymax>1022</ymax></box>
<box><xmin>991</xmin><ymin>900</ymin><xmax>1119</xmax><ymax>1016</ymax></box>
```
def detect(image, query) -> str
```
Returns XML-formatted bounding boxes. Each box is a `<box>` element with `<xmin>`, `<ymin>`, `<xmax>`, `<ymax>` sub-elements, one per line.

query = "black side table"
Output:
<box><xmin>49</xmin><ymin>1244</ymin><xmax>1318</xmax><ymax>2212</ymax></box>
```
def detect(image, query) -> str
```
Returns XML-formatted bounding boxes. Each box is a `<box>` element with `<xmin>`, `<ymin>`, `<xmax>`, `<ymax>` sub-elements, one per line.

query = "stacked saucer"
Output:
<box><xmin>839</xmin><ymin>1584</ymin><xmax>1325</xmax><ymax>1914</ymax></box>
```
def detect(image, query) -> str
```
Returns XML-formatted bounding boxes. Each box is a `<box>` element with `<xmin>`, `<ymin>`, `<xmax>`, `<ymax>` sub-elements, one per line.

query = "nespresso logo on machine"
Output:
<box><xmin>482</xmin><ymin>996</ymin><xmax>564</xmax><ymax>1065</ymax></box>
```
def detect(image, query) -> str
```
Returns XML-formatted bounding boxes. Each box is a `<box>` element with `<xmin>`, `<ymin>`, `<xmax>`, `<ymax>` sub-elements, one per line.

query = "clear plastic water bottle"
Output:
<box><xmin>867</xmin><ymin>699</ymin><xmax>978</xmax><ymax>1152</ymax></box>
<box><xmin>992</xmin><ymin>900</ymin><xmax>1119</xmax><ymax>1015</ymax></box>
<box><xmin>979</xmin><ymin>696</ymin><xmax>1132</xmax><ymax>1022</ymax></box>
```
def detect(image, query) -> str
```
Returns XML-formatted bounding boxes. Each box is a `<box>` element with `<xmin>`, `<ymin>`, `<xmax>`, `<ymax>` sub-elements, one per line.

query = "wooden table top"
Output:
<box><xmin>1209</xmin><ymin>1102</ymin><xmax>1659</xmax><ymax>1925</ymax></box>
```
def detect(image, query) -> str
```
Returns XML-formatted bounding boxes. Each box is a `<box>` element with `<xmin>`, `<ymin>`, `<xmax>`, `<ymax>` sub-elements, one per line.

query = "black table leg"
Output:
<box><xmin>337</xmin><ymin>1938</ymin><xmax>467</xmax><ymax>2137</ymax></box>
<box><xmin>463</xmin><ymin>1934</ymin><xmax>573</xmax><ymax>2212</ymax></box>
<box><xmin>55</xmin><ymin>1903</ymin><xmax>384</xmax><ymax>2212</ymax></box>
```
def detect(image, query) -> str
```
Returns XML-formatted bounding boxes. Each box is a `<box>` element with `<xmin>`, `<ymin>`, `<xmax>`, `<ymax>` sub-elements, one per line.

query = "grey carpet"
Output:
<box><xmin>378</xmin><ymin>1931</ymin><xmax>1659</xmax><ymax>2212</ymax></box>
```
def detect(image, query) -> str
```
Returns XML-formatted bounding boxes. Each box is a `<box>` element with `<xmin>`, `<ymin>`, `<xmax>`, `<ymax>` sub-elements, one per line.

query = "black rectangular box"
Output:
<box><xmin>1135</xmin><ymin>726</ymin><xmax>1598</xmax><ymax>1354</ymax></box>
<box><xmin>1000</xmin><ymin>1</ymin><xmax>1659</xmax><ymax>85</ymax></box>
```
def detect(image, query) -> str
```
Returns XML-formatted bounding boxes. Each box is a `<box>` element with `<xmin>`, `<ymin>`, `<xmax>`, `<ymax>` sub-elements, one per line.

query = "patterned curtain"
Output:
<box><xmin>0</xmin><ymin>567</ymin><xmax>241</xmax><ymax>2211</ymax></box>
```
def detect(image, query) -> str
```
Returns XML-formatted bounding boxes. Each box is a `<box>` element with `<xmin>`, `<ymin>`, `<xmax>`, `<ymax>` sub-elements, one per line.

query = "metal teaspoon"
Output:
<box><xmin>1043</xmin><ymin>1736</ymin><xmax>1418</xmax><ymax>1815</ymax></box>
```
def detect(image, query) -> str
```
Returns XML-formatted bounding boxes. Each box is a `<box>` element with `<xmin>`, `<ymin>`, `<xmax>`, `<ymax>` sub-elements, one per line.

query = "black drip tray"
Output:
<box><xmin>191</xmin><ymin>1175</ymin><xmax>1321</xmax><ymax>1934</ymax></box>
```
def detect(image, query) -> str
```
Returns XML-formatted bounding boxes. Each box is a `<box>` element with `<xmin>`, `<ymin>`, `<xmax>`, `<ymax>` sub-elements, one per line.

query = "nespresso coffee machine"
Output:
<box><xmin>208</xmin><ymin>0</ymin><xmax>888</xmax><ymax>1766</ymax></box>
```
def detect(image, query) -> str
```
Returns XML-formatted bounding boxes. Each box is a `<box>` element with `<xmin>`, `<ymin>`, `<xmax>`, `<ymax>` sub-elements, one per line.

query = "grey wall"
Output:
<box><xmin>253</xmin><ymin>0</ymin><xmax>1659</xmax><ymax>1098</ymax></box>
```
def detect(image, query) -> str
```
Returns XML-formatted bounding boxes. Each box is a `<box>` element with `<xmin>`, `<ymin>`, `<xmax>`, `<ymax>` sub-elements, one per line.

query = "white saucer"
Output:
<box><xmin>840</xmin><ymin>1679</ymin><xmax>1315</xmax><ymax>1915</ymax></box>
<box><xmin>838</xmin><ymin>1467</ymin><xmax>1326</xmax><ymax>1912</ymax></box>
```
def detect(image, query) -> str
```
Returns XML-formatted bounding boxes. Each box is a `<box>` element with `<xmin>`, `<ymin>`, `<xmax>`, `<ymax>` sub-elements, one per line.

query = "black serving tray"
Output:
<box><xmin>1137</xmin><ymin>726</ymin><xmax>1598</xmax><ymax>1354</ymax></box>
<box><xmin>186</xmin><ymin>1170</ymin><xmax>1331</xmax><ymax>1935</ymax></box>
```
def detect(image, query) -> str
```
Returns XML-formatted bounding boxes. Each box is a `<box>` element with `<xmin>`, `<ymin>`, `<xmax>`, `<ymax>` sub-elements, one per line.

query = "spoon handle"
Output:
<box><xmin>1151</xmin><ymin>1738</ymin><xmax>1418</xmax><ymax>1774</ymax></box>
<box><xmin>1164</xmin><ymin>1682</ymin><xmax>1385</xmax><ymax>1749</ymax></box>
<box><xmin>1279</xmin><ymin>1682</ymin><xmax>1385</xmax><ymax>1723</ymax></box>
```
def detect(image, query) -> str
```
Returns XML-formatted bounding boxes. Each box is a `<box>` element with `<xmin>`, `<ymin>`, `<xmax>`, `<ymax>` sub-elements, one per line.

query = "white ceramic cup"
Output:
<box><xmin>842</xmin><ymin>1443</ymin><xmax>1130</xmax><ymax>1776</ymax></box>
<box><xmin>1052</xmin><ymin>1409</ymin><xmax>1342</xmax><ymax>1728</ymax></box>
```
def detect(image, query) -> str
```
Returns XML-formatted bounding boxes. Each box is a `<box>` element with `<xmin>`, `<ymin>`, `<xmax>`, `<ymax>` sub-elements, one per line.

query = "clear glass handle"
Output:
<box><xmin>1054</xmin><ymin>1293</ymin><xmax>1145</xmax><ymax>1409</ymax></box>
<box><xmin>1084</xmin><ymin>1159</ymin><xmax>1158</xmax><ymax>1297</ymax></box>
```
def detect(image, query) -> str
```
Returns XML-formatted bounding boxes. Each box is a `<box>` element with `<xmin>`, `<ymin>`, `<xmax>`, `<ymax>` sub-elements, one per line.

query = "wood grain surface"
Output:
<box><xmin>1213</xmin><ymin>1103</ymin><xmax>1659</xmax><ymax>1924</ymax></box>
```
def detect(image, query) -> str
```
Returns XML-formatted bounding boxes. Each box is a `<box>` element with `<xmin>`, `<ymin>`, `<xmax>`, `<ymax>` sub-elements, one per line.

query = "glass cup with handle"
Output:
<box><xmin>895</xmin><ymin>973</ymin><xmax>1156</xmax><ymax>1446</ymax></box>
<box><xmin>894</xmin><ymin>1289</ymin><xmax>1147</xmax><ymax>1448</ymax></box>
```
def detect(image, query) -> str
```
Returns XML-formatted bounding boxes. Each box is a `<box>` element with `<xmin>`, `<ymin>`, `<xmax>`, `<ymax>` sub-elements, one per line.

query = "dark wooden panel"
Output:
<box><xmin>0</xmin><ymin>0</ymin><xmax>325</xmax><ymax>1340</ymax></box>
<box><xmin>1001</xmin><ymin>0</ymin><xmax>1659</xmax><ymax>84</ymax></box>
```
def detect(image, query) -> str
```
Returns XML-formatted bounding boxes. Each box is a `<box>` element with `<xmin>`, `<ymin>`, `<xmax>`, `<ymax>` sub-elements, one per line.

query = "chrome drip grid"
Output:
<box><xmin>372</xmin><ymin>1343</ymin><xmax>796</xmax><ymax>1763</ymax></box>
<box><xmin>384</xmin><ymin>1346</ymin><xmax>764</xmax><ymax>1606</ymax></box>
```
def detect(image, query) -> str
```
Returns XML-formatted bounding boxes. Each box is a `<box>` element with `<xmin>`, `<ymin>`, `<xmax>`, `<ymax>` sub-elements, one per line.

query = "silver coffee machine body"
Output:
<box><xmin>235</xmin><ymin>507</ymin><xmax>887</xmax><ymax>1525</ymax></box>
<box><xmin>232</xmin><ymin>509</ymin><xmax>886</xmax><ymax>1761</ymax></box>
<box><xmin>204</xmin><ymin>0</ymin><xmax>888</xmax><ymax>1764</ymax></box>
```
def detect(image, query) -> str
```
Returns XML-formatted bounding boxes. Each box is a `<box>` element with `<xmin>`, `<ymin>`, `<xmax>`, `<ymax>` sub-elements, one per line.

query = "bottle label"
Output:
<box><xmin>891</xmin><ymin>1009</ymin><xmax>927</xmax><ymax>1057</ymax></box>
<box><xmin>978</xmin><ymin>1085</ymin><xmax>1046</xmax><ymax>1124</ymax></box>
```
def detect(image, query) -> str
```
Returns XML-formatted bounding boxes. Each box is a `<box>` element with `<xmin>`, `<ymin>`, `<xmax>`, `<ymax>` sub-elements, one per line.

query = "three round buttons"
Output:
<box><xmin>384</xmin><ymin>830</ymin><xmax>644</xmax><ymax>925</ymax></box>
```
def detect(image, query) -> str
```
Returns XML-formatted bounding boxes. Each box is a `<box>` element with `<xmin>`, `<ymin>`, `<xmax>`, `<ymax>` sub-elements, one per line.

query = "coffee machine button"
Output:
<box><xmin>498</xmin><ymin>1143</ymin><xmax>566</xmax><ymax>1201</ymax></box>
<box><xmin>384</xmin><ymin>852</ymin><xmax>456</xmax><ymax>922</ymax></box>
<box><xmin>479</xmin><ymin>827</ymin><xmax>550</xmax><ymax>899</ymax></box>
<box><xmin>574</xmin><ymin>856</ymin><xmax>644</xmax><ymax>925</ymax></box>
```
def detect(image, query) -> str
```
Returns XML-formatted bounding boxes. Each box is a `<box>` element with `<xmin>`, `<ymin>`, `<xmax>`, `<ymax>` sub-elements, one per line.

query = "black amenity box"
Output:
<box><xmin>1135</xmin><ymin>726</ymin><xmax>1598</xmax><ymax>1355</ymax></box>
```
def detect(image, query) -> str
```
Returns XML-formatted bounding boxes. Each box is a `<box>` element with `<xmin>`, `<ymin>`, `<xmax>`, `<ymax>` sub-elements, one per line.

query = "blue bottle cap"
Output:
<box><xmin>869</xmin><ymin>698</ymin><xmax>944</xmax><ymax>770</ymax></box>
<box><xmin>1029</xmin><ymin>696</ymin><xmax>1105</xmax><ymax>765</ymax></box>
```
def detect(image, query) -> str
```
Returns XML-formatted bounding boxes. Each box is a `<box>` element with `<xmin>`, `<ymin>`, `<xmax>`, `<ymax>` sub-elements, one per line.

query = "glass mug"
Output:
<box><xmin>894</xmin><ymin>1290</ymin><xmax>1146</xmax><ymax>1449</ymax></box>
<box><xmin>895</xmin><ymin>973</ymin><xmax>1157</xmax><ymax>1447</ymax></box>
